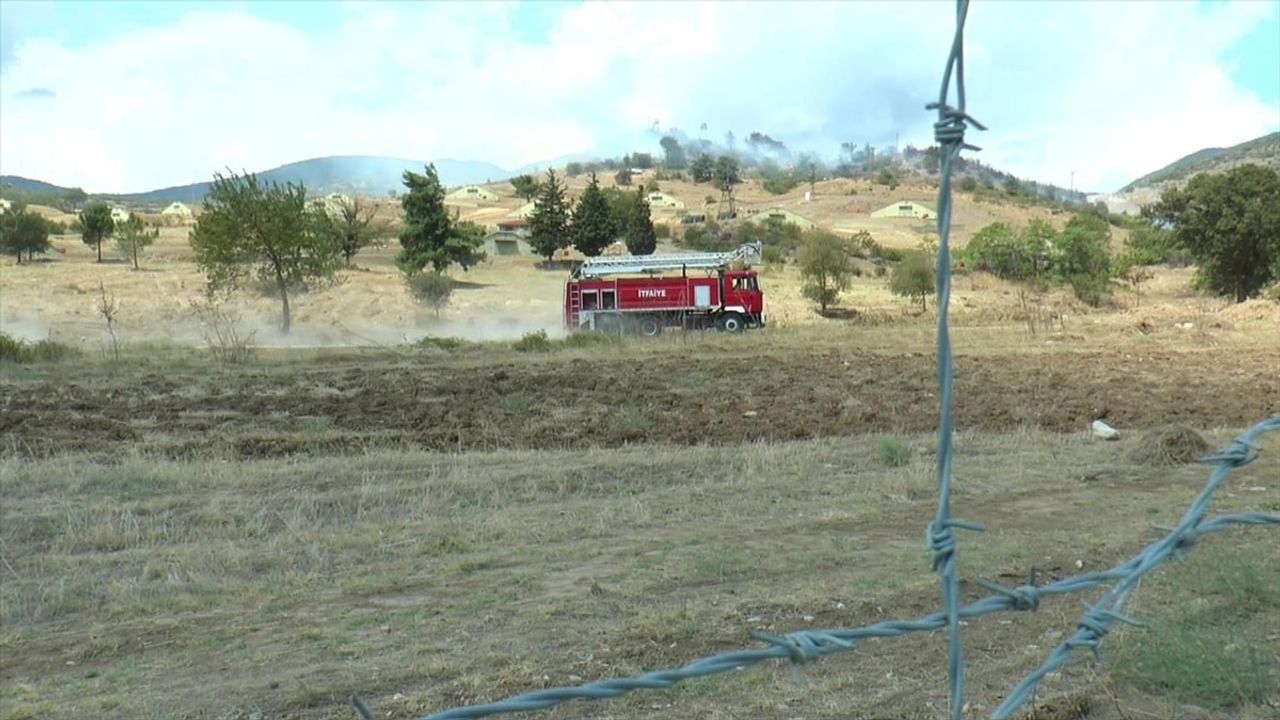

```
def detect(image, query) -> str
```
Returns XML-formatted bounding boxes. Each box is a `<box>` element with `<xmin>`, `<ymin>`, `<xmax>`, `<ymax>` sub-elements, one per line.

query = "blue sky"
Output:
<box><xmin>1</xmin><ymin>0</ymin><xmax>1277</xmax><ymax>193</ymax></box>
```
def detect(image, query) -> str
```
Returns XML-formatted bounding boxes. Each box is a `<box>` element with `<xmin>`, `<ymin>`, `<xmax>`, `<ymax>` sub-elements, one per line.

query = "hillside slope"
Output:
<box><xmin>1120</xmin><ymin>132</ymin><xmax>1280</xmax><ymax>192</ymax></box>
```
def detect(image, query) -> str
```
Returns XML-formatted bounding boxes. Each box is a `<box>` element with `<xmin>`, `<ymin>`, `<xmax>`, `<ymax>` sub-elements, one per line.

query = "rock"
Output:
<box><xmin>1091</xmin><ymin>419</ymin><xmax>1120</xmax><ymax>441</ymax></box>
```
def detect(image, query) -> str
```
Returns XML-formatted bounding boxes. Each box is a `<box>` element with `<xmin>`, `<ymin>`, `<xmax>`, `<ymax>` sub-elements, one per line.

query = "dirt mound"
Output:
<box><xmin>1130</xmin><ymin>424</ymin><xmax>1211</xmax><ymax>465</ymax></box>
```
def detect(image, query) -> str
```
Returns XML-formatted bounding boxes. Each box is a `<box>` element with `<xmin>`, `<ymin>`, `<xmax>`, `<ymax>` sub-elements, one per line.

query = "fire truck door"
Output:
<box><xmin>694</xmin><ymin>284</ymin><xmax>712</xmax><ymax>308</ymax></box>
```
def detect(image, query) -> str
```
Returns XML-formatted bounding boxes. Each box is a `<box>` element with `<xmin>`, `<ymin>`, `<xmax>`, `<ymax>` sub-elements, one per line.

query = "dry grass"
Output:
<box><xmin>2</xmin><ymin>427</ymin><xmax>1277</xmax><ymax>719</ymax></box>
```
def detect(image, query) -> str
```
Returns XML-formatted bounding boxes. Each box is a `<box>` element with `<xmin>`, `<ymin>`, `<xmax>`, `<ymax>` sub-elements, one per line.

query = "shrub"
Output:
<box><xmin>406</xmin><ymin>270</ymin><xmax>454</xmax><ymax>318</ymax></box>
<box><xmin>513</xmin><ymin>330</ymin><xmax>552</xmax><ymax>352</ymax></box>
<box><xmin>875</xmin><ymin>437</ymin><xmax>912</xmax><ymax>467</ymax></box>
<box><xmin>654</xmin><ymin>222</ymin><xmax>671</xmax><ymax>239</ymax></box>
<box><xmin>415</xmin><ymin>335</ymin><xmax>468</xmax><ymax>351</ymax></box>
<box><xmin>563</xmin><ymin>332</ymin><xmax>616</xmax><ymax>348</ymax></box>
<box><xmin>28</xmin><ymin>338</ymin><xmax>75</xmax><ymax>363</ymax></box>
<box><xmin>0</xmin><ymin>332</ymin><xmax>27</xmax><ymax>362</ymax></box>
<box><xmin>0</xmin><ymin>332</ymin><xmax>76</xmax><ymax>364</ymax></box>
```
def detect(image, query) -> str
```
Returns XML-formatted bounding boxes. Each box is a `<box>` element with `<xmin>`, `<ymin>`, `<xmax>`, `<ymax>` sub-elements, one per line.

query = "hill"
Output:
<box><xmin>1120</xmin><ymin>131</ymin><xmax>1280</xmax><ymax>193</ymax></box>
<box><xmin>1</xmin><ymin>155</ymin><xmax>511</xmax><ymax>206</ymax></box>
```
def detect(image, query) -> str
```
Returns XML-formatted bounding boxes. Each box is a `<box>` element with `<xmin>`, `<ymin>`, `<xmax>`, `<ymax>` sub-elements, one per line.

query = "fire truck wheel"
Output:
<box><xmin>637</xmin><ymin>315</ymin><xmax>663</xmax><ymax>337</ymax></box>
<box><xmin>720</xmin><ymin>312</ymin><xmax>746</xmax><ymax>333</ymax></box>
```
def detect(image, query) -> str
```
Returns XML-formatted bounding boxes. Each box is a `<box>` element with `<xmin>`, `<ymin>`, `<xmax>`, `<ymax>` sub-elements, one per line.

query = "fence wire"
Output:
<box><xmin>353</xmin><ymin>1</ymin><xmax>1280</xmax><ymax>718</ymax></box>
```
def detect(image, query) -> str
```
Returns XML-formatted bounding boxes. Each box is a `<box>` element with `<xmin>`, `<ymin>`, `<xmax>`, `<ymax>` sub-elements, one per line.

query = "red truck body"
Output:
<box><xmin>564</xmin><ymin>268</ymin><xmax>765</xmax><ymax>335</ymax></box>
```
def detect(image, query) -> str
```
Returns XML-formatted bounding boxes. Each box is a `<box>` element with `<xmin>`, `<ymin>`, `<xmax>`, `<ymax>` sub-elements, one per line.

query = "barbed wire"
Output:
<box><xmin>351</xmin><ymin>1</ymin><xmax>1279</xmax><ymax>717</ymax></box>
<box><xmin>926</xmin><ymin>1</ymin><xmax>986</xmax><ymax>717</ymax></box>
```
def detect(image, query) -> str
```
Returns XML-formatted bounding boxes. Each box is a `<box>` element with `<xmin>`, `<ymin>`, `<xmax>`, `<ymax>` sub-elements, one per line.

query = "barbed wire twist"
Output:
<box><xmin>350</xmin><ymin>1</ymin><xmax>1279</xmax><ymax>717</ymax></box>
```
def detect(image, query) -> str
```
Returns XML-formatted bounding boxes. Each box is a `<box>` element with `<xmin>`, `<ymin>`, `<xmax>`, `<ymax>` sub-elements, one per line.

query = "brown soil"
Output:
<box><xmin>4</xmin><ymin>346</ymin><xmax>1276</xmax><ymax>458</ymax></box>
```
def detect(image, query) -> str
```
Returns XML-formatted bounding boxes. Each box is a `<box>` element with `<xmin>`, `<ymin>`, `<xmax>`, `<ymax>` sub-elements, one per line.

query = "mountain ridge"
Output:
<box><xmin>1</xmin><ymin>155</ymin><xmax>512</xmax><ymax>205</ymax></box>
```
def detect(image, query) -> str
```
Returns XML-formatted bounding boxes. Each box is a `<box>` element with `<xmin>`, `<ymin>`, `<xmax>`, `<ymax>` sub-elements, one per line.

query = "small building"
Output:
<box><xmin>645</xmin><ymin>191</ymin><xmax>685</xmax><ymax>210</ymax></box>
<box><xmin>110</xmin><ymin>207</ymin><xmax>131</xmax><ymax>224</ymax></box>
<box><xmin>495</xmin><ymin>218</ymin><xmax>530</xmax><ymax>237</ymax></box>
<box><xmin>746</xmin><ymin>207</ymin><xmax>816</xmax><ymax>230</ymax></box>
<box><xmin>160</xmin><ymin>201</ymin><xmax>194</xmax><ymax>220</ymax></box>
<box><xmin>445</xmin><ymin>185</ymin><xmax>499</xmax><ymax>202</ymax></box>
<box><xmin>871</xmin><ymin>200</ymin><xmax>936</xmax><ymax>219</ymax></box>
<box><xmin>483</xmin><ymin>231</ymin><xmax>533</xmax><ymax>256</ymax></box>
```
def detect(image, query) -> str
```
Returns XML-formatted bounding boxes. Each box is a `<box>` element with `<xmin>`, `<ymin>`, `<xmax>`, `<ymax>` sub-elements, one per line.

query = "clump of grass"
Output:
<box><xmin>415</xmin><ymin>335</ymin><xmax>468</xmax><ymax>351</ymax></box>
<box><xmin>875</xmin><ymin>436</ymin><xmax>912</xmax><ymax>466</ymax></box>
<box><xmin>1109</xmin><ymin>545</ymin><xmax>1279</xmax><ymax>708</ymax></box>
<box><xmin>0</xmin><ymin>332</ymin><xmax>76</xmax><ymax>364</ymax></box>
<box><xmin>563</xmin><ymin>332</ymin><xmax>617</xmax><ymax>348</ymax></box>
<box><xmin>512</xmin><ymin>330</ymin><xmax>552</xmax><ymax>352</ymax></box>
<box><xmin>619</xmin><ymin>409</ymin><xmax>654</xmax><ymax>437</ymax></box>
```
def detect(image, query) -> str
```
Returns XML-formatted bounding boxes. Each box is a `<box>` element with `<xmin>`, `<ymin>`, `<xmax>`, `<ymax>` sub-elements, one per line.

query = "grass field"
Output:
<box><xmin>2</xmin><ymin>180</ymin><xmax>1279</xmax><ymax>720</ymax></box>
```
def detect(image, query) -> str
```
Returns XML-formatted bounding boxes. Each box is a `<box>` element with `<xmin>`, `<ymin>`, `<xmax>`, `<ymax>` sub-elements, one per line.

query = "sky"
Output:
<box><xmin>1</xmin><ymin>0</ymin><xmax>1277</xmax><ymax>194</ymax></box>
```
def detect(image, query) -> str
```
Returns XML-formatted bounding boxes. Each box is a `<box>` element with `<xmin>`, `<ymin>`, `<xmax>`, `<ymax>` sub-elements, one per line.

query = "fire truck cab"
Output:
<box><xmin>564</xmin><ymin>244</ymin><xmax>765</xmax><ymax>336</ymax></box>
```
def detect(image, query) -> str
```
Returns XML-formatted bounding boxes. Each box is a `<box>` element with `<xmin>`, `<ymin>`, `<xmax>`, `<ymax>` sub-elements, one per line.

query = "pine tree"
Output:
<box><xmin>397</xmin><ymin>164</ymin><xmax>484</xmax><ymax>274</ymax></box>
<box><xmin>528</xmin><ymin>169</ymin><xmax>571</xmax><ymax>261</ymax></box>
<box><xmin>80</xmin><ymin>202</ymin><xmax>114</xmax><ymax>262</ymax></box>
<box><xmin>571</xmin><ymin>173</ymin><xmax>614</xmax><ymax>257</ymax></box>
<box><xmin>625</xmin><ymin>185</ymin><xmax>657</xmax><ymax>255</ymax></box>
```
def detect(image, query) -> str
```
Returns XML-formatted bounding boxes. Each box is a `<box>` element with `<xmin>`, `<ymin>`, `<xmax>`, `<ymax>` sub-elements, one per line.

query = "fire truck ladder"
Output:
<box><xmin>571</xmin><ymin>243</ymin><xmax>761</xmax><ymax>279</ymax></box>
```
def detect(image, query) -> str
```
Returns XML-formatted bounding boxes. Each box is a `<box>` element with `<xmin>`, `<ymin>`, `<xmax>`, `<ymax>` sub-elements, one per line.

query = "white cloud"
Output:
<box><xmin>0</xmin><ymin>1</ymin><xmax>1275</xmax><ymax>192</ymax></box>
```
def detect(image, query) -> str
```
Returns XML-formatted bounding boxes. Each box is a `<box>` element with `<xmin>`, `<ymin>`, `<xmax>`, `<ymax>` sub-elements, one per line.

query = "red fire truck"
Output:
<box><xmin>564</xmin><ymin>244</ymin><xmax>765</xmax><ymax>335</ymax></box>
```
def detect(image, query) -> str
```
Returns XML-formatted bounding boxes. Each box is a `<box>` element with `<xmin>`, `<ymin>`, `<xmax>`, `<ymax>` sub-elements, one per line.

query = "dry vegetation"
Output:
<box><xmin>2</xmin><ymin>178</ymin><xmax>1279</xmax><ymax>720</ymax></box>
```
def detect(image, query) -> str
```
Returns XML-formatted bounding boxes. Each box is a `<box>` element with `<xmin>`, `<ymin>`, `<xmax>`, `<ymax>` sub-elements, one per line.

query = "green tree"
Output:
<box><xmin>190</xmin><ymin>171</ymin><xmax>341</xmax><ymax>334</ymax></box>
<box><xmin>1019</xmin><ymin>218</ymin><xmax>1057</xmax><ymax>277</ymax></box>
<box><xmin>397</xmin><ymin>164</ymin><xmax>484</xmax><ymax>274</ymax></box>
<box><xmin>625</xmin><ymin>185</ymin><xmax>657</xmax><ymax>255</ymax></box>
<box><xmin>690</xmin><ymin>154</ymin><xmax>714</xmax><ymax>183</ymax></box>
<box><xmin>798</xmin><ymin>230</ymin><xmax>854</xmax><ymax>313</ymax></box>
<box><xmin>891</xmin><ymin>251</ymin><xmax>936</xmax><ymax>311</ymax></box>
<box><xmin>113</xmin><ymin>214</ymin><xmax>158</xmax><ymax>270</ymax></box>
<box><xmin>406</xmin><ymin>270</ymin><xmax>454</xmax><ymax>318</ymax></box>
<box><xmin>1053</xmin><ymin>214</ymin><xmax>1112</xmax><ymax>306</ymax></box>
<box><xmin>79</xmin><ymin>202</ymin><xmax>114</xmax><ymax>262</ymax></box>
<box><xmin>1003</xmin><ymin>175</ymin><xmax>1022</xmax><ymax>196</ymax></box>
<box><xmin>529</xmin><ymin>169</ymin><xmax>571</xmax><ymax>261</ymax></box>
<box><xmin>323</xmin><ymin>196</ymin><xmax>381</xmax><ymax>266</ymax></box>
<box><xmin>510</xmin><ymin>174</ymin><xmax>540</xmax><ymax>202</ymax></box>
<box><xmin>713</xmin><ymin>155</ymin><xmax>741</xmax><ymax>191</ymax></box>
<box><xmin>958</xmin><ymin>176</ymin><xmax>977</xmax><ymax>192</ymax></box>
<box><xmin>963</xmin><ymin>222</ymin><xmax>1038</xmax><ymax>279</ymax></box>
<box><xmin>659</xmin><ymin>136</ymin><xmax>687</xmax><ymax>170</ymax></box>
<box><xmin>0</xmin><ymin>206</ymin><xmax>53</xmax><ymax>263</ymax></box>
<box><xmin>614</xmin><ymin>168</ymin><xmax>632</xmax><ymax>187</ymax></box>
<box><xmin>1145</xmin><ymin>164</ymin><xmax>1280</xmax><ymax>302</ymax></box>
<box><xmin>571</xmin><ymin>173</ymin><xmax>614</xmax><ymax>257</ymax></box>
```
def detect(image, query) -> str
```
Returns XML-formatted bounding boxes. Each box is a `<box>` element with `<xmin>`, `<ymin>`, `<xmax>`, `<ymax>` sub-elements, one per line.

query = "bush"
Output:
<box><xmin>0</xmin><ymin>333</ymin><xmax>76</xmax><ymax>363</ymax></box>
<box><xmin>415</xmin><ymin>335</ymin><xmax>468</xmax><ymax>351</ymax></box>
<box><xmin>654</xmin><ymin>222</ymin><xmax>671</xmax><ymax>239</ymax></box>
<box><xmin>958</xmin><ymin>176</ymin><xmax>978</xmax><ymax>192</ymax></box>
<box><xmin>875</xmin><ymin>437</ymin><xmax>912</xmax><ymax>467</ymax></box>
<box><xmin>513</xmin><ymin>330</ymin><xmax>552</xmax><ymax>352</ymax></box>
<box><xmin>563</xmin><ymin>332</ymin><xmax>617</xmax><ymax>348</ymax></box>
<box><xmin>406</xmin><ymin>270</ymin><xmax>454</xmax><ymax>318</ymax></box>
<box><xmin>0</xmin><ymin>332</ymin><xmax>27</xmax><ymax>362</ymax></box>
